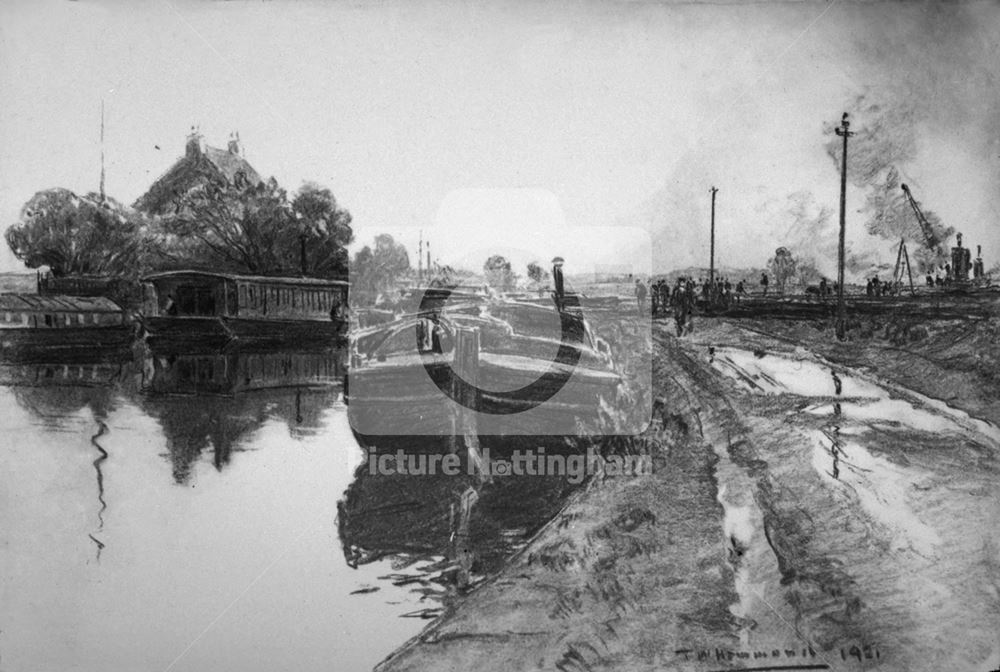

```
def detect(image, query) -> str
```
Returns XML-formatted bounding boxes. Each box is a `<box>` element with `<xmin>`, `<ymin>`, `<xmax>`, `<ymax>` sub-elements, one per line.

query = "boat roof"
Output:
<box><xmin>142</xmin><ymin>270</ymin><xmax>349</xmax><ymax>287</ymax></box>
<box><xmin>0</xmin><ymin>294</ymin><xmax>123</xmax><ymax>313</ymax></box>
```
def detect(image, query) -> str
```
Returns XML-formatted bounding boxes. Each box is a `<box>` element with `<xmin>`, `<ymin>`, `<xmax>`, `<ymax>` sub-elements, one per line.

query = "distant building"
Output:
<box><xmin>134</xmin><ymin>129</ymin><xmax>262</xmax><ymax>215</ymax></box>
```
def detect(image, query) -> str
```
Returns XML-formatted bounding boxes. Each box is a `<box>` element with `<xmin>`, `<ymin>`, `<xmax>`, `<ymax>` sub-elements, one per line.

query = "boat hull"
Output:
<box><xmin>142</xmin><ymin>316</ymin><xmax>347</xmax><ymax>347</ymax></box>
<box><xmin>0</xmin><ymin>326</ymin><xmax>136</xmax><ymax>364</ymax></box>
<box><xmin>346</xmin><ymin>354</ymin><xmax>620</xmax><ymax>445</ymax></box>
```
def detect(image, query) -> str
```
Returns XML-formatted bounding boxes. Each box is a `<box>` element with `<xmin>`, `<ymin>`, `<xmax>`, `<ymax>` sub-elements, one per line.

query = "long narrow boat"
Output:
<box><xmin>0</xmin><ymin>294</ymin><xmax>134</xmax><ymax>362</ymax></box>
<box><xmin>140</xmin><ymin>270</ymin><xmax>349</xmax><ymax>345</ymax></box>
<box><xmin>346</xmin><ymin>296</ymin><xmax>621</xmax><ymax>442</ymax></box>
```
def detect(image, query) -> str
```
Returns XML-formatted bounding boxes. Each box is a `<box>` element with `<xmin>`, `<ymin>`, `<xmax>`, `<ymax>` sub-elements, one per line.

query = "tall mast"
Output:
<box><xmin>99</xmin><ymin>100</ymin><xmax>106</xmax><ymax>202</ymax></box>
<box><xmin>418</xmin><ymin>230</ymin><xmax>423</xmax><ymax>284</ymax></box>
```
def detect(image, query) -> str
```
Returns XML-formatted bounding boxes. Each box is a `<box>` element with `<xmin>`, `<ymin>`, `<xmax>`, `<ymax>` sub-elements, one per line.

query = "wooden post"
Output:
<box><xmin>452</xmin><ymin>327</ymin><xmax>488</xmax><ymax>482</ymax></box>
<box><xmin>834</xmin><ymin>113</ymin><xmax>854</xmax><ymax>341</ymax></box>
<box><xmin>709</xmin><ymin>186</ymin><xmax>718</xmax><ymax>293</ymax></box>
<box><xmin>902</xmin><ymin>244</ymin><xmax>915</xmax><ymax>295</ymax></box>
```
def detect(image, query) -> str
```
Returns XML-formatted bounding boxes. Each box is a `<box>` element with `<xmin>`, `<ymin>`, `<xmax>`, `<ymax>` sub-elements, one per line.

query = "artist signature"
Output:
<box><xmin>675</xmin><ymin>642</ymin><xmax>881</xmax><ymax>670</ymax></box>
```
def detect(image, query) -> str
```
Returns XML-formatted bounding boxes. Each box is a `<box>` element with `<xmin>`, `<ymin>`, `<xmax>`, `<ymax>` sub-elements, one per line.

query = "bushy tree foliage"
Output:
<box><xmin>483</xmin><ymin>254</ymin><xmax>516</xmax><ymax>291</ymax></box>
<box><xmin>151</xmin><ymin>178</ymin><xmax>353</xmax><ymax>277</ymax></box>
<box><xmin>5</xmin><ymin>188</ymin><xmax>151</xmax><ymax>277</ymax></box>
<box><xmin>526</xmin><ymin>261</ymin><xmax>548</xmax><ymax>284</ymax></box>
<box><xmin>350</xmin><ymin>234</ymin><xmax>410</xmax><ymax>303</ymax></box>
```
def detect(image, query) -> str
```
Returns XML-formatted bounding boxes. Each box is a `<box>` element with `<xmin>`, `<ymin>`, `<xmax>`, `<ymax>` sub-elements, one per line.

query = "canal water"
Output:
<box><xmin>0</xmin><ymin>345</ymin><xmax>575</xmax><ymax>672</ymax></box>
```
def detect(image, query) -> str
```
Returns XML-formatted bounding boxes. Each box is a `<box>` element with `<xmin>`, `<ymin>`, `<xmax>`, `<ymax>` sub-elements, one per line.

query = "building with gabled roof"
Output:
<box><xmin>133</xmin><ymin>129</ymin><xmax>263</xmax><ymax>216</ymax></box>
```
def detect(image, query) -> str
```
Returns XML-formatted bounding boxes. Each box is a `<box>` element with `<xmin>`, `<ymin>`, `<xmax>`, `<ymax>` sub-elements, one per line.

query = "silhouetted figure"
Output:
<box><xmin>552</xmin><ymin>256</ymin><xmax>565</xmax><ymax>310</ymax></box>
<box><xmin>760</xmin><ymin>272</ymin><xmax>769</xmax><ymax>297</ymax></box>
<box><xmin>635</xmin><ymin>279</ymin><xmax>646</xmax><ymax>311</ymax></box>
<box><xmin>672</xmin><ymin>279</ymin><xmax>688</xmax><ymax>336</ymax></box>
<box><xmin>165</xmin><ymin>294</ymin><xmax>178</xmax><ymax>316</ymax></box>
<box><xmin>832</xmin><ymin>370</ymin><xmax>842</xmax><ymax>396</ymax></box>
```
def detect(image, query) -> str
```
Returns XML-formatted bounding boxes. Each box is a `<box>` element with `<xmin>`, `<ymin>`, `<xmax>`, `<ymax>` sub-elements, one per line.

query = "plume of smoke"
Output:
<box><xmin>864</xmin><ymin>166</ymin><xmax>953</xmax><ymax>271</ymax></box>
<box><xmin>823</xmin><ymin>93</ymin><xmax>918</xmax><ymax>189</ymax></box>
<box><xmin>822</xmin><ymin>3</ymin><xmax>999</xmax><ymax>270</ymax></box>
<box><xmin>768</xmin><ymin>190</ymin><xmax>875</xmax><ymax>281</ymax></box>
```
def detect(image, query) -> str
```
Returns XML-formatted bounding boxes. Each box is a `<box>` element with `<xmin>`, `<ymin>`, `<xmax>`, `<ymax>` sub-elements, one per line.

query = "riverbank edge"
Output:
<box><xmin>374</xmin><ymin>333</ymin><xmax>744</xmax><ymax>672</ymax></box>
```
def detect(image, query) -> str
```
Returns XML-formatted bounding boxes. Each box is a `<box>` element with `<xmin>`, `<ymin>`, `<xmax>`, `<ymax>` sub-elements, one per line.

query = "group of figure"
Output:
<box><xmin>645</xmin><ymin>279</ymin><xmax>674</xmax><ymax>315</ymax></box>
<box><xmin>924</xmin><ymin>265</ymin><xmax>958</xmax><ymax>288</ymax></box>
<box><xmin>865</xmin><ymin>276</ymin><xmax>898</xmax><ymax>297</ymax></box>
<box><xmin>633</xmin><ymin>277</ymin><xmax>698</xmax><ymax>336</ymax></box>
<box><xmin>699</xmin><ymin>276</ymin><xmax>745</xmax><ymax>306</ymax></box>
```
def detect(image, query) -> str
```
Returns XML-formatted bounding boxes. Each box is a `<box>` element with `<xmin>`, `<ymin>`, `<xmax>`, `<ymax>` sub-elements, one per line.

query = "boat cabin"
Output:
<box><xmin>0</xmin><ymin>294</ymin><xmax>125</xmax><ymax>329</ymax></box>
<box><xmin>142</xmin><ymin>271</ymin><xmax>349</xmax><ymax>322</ymax></box>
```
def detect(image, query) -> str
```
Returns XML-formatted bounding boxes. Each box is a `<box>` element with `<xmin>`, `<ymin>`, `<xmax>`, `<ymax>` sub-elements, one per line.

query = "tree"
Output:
<box><xmin>350</xmin><ymin>234</ymin><xmax>410</xmax><ymax>303</ymax></box>
<box><xmin>796</xmin><ymin>257</ymin><xmax>824</xmax><ymax>286</ymax></box>
<box><xmin>6</xmin><ymin>188</ymin><xmax>151</xmax><ymax>277</ymax></box>
<box><xmin>428</xmin><ymin>261</ymin><xmax>463</xmax><ymax>287</ymax></box>
<box><xmin>526</xmin><ymin>261</ymin><xmax>548</xmax><ymax>285</ymax></box>
<box><xmin>483</xmin><ymin>254</ymin><xmax>516</xmax><ymax>291</ymax></box>
<box><xmin>152</xmin><ymin>178</ymin><xmax>353</xmax><ymax>278</ymax></box>
<box><xmin>768</xmin><ymin>247</ymin><xmax>797</xmax><ymax>294</ymax></box>
<box><xmin>290</xmin><ymin>182</ymin><xmax>353</xmax><ymax>278</ymax></box>
<box><xmin>153</xmin><ymin>177</ymin><xmax>293</xmax><ymax>274</ymax></box>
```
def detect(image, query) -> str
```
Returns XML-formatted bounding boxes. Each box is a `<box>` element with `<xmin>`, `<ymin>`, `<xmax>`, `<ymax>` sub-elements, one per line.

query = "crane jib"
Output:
<box><xmin>901</xmin><ymin>183</ymin><xmax>941</xmax><ymax>251</ymax></box>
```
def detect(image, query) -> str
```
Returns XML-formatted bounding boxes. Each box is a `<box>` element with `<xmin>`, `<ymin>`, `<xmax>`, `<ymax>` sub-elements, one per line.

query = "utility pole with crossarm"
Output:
<box><xmin>834</xmin><ymin>113</ymin><xmax>854</xmax><ymax>341</ymax></box>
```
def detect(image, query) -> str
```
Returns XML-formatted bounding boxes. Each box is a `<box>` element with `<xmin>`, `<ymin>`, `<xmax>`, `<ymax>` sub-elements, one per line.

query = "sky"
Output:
<box><xmin>1</xmin><ymin>0</ymin><xmax>998</xmax><ymax>278</ymax></box>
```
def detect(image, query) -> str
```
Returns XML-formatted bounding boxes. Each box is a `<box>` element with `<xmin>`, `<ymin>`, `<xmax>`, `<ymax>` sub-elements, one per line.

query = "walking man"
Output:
<box><xmin>635</xmin><ymin>279</ymin><xmax>647</xmax><ymax>312</ymax></box>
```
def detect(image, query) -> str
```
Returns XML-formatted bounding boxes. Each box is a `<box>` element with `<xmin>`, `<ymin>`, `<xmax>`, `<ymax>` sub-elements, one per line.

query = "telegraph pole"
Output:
<box><xmin>834</xmin><ymin>113</ymin><xmax>853</xmax><ymax>341</ymax></box>
<box><xmin>709</xmin><ymin>187</ymin><xmax>718</xmax><ymax>293</ymax></box>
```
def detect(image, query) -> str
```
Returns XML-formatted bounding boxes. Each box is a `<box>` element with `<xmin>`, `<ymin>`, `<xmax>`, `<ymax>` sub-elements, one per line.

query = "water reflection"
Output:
<box><xmin>339</xmin><ymin>447</ymin><xmax>581</xmax><ymax>604</ymax></box>
<box><xmin>138</xmin><ymin>343</ymin><xmax>344</xmax><ymax>483</ymax></box>
<box><xmin>1</xmin><ymin>337</ymin><xmax>586</xmax><ymax>670</ymax></box>
<box><xmin>3</xmin><ymin>364</ymin><xmax>122</xmax><ymax>426</ymax></box>
<box><xmin>89</xmin><ymin>421</ymin><xmax>110</xmax><ymax>559</ymax></box>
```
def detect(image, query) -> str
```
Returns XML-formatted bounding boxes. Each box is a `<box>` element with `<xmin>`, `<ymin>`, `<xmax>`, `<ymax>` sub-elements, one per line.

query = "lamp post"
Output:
<box><xmin>834</xmin><ymin>113</ymin><xmax>853</xmax><ymax>341</ymax></box>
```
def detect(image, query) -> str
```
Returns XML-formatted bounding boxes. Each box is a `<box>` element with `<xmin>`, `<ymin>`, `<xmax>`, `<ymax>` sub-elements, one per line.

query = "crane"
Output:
<box><xmin>900</xmin><ymin>183</ymin><xmax>942</xmax><ymax>252</ymax></box>
<box><xmin>892</xmin><ymin>183</ymin><xmax>947</xmax><ymax>295</ymax></box>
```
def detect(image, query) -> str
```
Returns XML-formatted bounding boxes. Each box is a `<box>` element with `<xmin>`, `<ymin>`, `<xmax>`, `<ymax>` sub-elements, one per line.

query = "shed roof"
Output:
<box><xmin>142</xmin><ymin>270</ymin><xmax>349</xmax><ymax>287</ymax></box>
<box><xmin>0</xmin><ymin>294</ymin><xmax>123</xmax><ymax>313</ymax></box>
